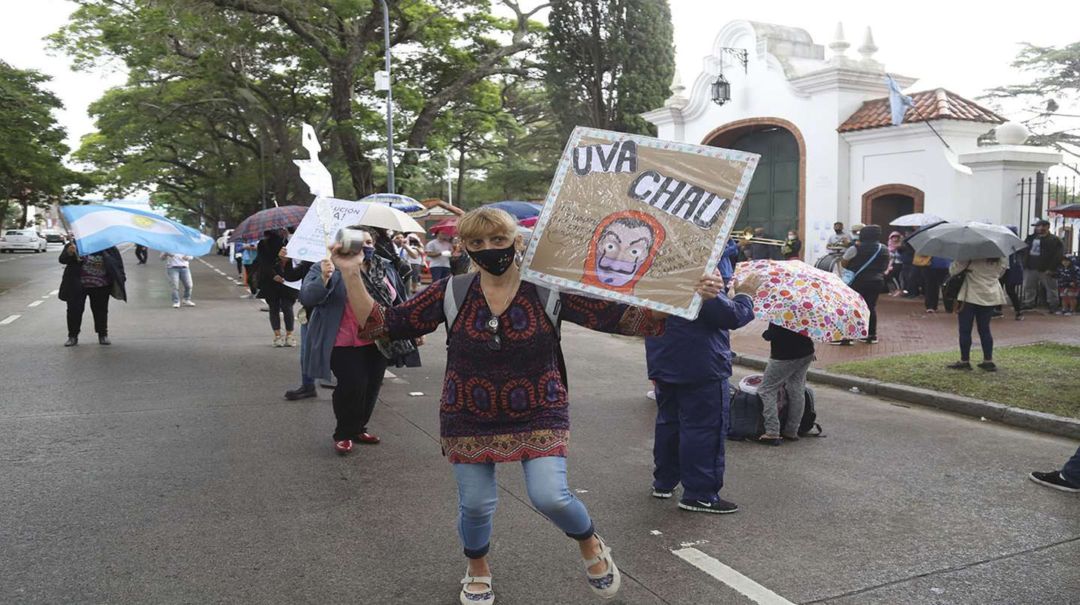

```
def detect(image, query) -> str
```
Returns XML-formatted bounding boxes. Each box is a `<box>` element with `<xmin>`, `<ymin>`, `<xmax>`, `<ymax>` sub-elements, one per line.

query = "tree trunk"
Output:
<box><xmin>19</xmin><ymin>200</ymin><xmax>29</xmax><ymax>228</ymax></box>
<box><xmin>329</xmin><ymin>65</ymin><xmax>375</xmax><ymax>198</ymax></box>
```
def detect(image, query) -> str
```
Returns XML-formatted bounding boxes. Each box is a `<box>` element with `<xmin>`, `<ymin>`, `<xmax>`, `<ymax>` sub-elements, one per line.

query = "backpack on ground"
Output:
<box><xmin>442</xmin><ymin>274</ymin><xmax>568</xmax><ymax>388</ymax></box>
<box><xmin>727</xmin><ymin>379</ymin><xmax>823</xmax><ymax>440</ymax></box>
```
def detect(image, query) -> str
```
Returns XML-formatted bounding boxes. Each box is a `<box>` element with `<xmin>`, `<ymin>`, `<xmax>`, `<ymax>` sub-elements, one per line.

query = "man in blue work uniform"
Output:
<box><xmin>645</xmin><ymin>275</ymin><xmax>758</xmax><ymax>513</ymax></box>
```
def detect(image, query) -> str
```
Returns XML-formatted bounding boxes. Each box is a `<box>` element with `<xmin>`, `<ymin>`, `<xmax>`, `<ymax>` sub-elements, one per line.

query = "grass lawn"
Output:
<box><xmin>830</xmin><ymin>343</ymin><xmax>1080</xmax><ymax>419</ymax></box>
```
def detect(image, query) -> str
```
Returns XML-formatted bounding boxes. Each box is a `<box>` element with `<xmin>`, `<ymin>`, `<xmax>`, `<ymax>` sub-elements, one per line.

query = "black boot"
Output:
<box><xmin>284</xmin><ymin>384</ymin><xmax>317</xmax><ymax>401</ymax></box>
<box><xmin>64</xmin><ymin>336</ymin><xmax>78</xmax><ymax>347</ymax></box>
<box><xmin>98</xmin><ymin>335</ymin><xmax>111</xmax><ymax>345</ymax></box>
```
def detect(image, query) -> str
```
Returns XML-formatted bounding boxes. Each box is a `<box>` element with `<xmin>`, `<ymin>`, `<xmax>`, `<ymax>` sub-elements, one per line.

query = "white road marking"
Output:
<box><xmin>0</xmin><ymin>314</ymin><xmax>21</xmax><ymax>325</ymax></box>
<box><xmin>672</xmin><ymin>547</ymin><xmax>795</xmax><ymax>605</ymax></box>
<box><xmin>48</xmin><ymin>290</ymin><xmax>59</xmax><ymax>296</ymax></box>
<box><xmin>28</xmin><ymin>300</ymin><xmax>43</xmax><ymax>308</ymax></box>
<box><xmin>384</xmin><ymin>370</ymin><xmax>397</xmax><ymax>379</ymax></box>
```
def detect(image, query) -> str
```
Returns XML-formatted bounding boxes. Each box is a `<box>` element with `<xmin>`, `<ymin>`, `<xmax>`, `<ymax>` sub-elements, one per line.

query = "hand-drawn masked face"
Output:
<box><xmin>583</xmin><ymin>211</ymin><xmax>666</xmax><ymax>293</ymax></box>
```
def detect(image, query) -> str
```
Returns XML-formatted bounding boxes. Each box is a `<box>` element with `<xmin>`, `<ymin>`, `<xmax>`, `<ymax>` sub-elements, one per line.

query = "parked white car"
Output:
<box><xmin>0</xmin><ymin>229</ymin><xmax>48</xmax><ymax>253</ymax></box>
<box><xmin>216</xmin><ymin>229</ymin><xmax>234</xmax><ymax>255</ymax></box>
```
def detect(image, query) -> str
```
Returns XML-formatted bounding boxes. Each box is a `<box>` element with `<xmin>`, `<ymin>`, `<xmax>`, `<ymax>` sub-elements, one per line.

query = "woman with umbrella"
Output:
<box><xmin>907</xmin><ymin>222</ymin><xmax>1026</xmax><ymax>371</ymax></box>
<box><xmin>257</xmin><ymin>229</ymin><xmax>298</xmax><ymax>347</ymax></box>
<box><xmin>946</xmin><ymin>256</ymin><xmax>1007</xmax><ymax>371</ymax></box>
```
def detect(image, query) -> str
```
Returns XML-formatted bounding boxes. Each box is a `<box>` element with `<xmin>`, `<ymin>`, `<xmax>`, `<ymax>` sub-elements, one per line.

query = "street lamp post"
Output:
<box><xmin>380</xmin><ymin>0</ymin><xmax>395</xmax><ymax>195</ymax></box>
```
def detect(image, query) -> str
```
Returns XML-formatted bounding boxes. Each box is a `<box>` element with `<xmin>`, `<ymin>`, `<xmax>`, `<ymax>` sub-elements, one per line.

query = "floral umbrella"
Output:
<box><xmin>733</xmin><ymin>260</ymin><xmax>870</xmax><ymax>342</ymax></box>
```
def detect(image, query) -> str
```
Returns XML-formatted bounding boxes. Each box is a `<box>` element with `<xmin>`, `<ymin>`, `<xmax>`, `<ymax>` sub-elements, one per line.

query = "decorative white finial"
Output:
<box><xmin>664</xmin><ymin>70</ymin><xmax>689</xmax><ymax>109</ymax></box>
<box><xmin>996</xmin><ymin>121</ymin><xmax>1030</xmax><ymax>145</ymax></box>
<box><xmin>829</xmin><ymin>22</ymin><xmax>849</xmax><ymax>57</ymax></box>
<box><xmin>858</xmin><ymin>27</ymin><xmax>878</xmax><ymax>62</ymax></box>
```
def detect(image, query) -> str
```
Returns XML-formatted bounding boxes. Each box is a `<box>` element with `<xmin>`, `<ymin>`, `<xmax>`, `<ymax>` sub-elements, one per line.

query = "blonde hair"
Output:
<box><xmin>457</xmin><ymin>207</ymin><xmax>518</xmax><ymax>242</ymax></box>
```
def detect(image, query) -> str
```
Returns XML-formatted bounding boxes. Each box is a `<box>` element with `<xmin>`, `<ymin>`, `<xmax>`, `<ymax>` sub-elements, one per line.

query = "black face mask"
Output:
<box><xmin>467</xmin><ymin>244</ymin><xmax>516</xmax><ymax>276</ymax></box>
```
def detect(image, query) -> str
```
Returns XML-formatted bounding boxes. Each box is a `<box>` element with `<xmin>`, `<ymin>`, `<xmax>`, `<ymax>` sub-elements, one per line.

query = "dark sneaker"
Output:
<box><xmin>98</xmin><ymin>336</ymin><xmax>111</xmax><ymax>345</ymax></box>
<box><xmin>678</xmin><ymin>498</ymin><xmax>739</xmax><ymax>514</ymax></box>
<box><xmin>64</xmin><ymin>337</ymin><xmax>78</xmax><ymax>347</ymax></box>
<box><xmin>862</xmin><ymin>336</ymin><xmax>879</xmax><ymax>344</ymax></box>
<box><xmin>977</xmin><ymin>361</ymin><xmax>997</xmax><ymax>372</ymax></box>
<box><xmin>946</xmin><ymin>361</ymin><xmax>972</xmax><ymax>370</ymax></box>
<box><xmin>284</xmin><ymin>384</ymin><xmax>317</xmax><ymax>401</ymax></box>
<box><xmin>1028</xmin><ymin>471</ymin><xmax>1080</xmax><ymax>493</ymax></box>
<box><xmin>651</xmin><ymin>487</ymin><xmax>673</xmax><ymax>499</ymax></box>
<box><xmin>828</xmin><ymin>339</ymin><xmax>854</xmax><ymax>346</ymax></box>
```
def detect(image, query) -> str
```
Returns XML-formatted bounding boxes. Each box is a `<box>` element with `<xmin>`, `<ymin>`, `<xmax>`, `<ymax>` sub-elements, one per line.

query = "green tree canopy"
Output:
<box><xmin>0</xmin><ymin>61</ymin><xmax>85</xmax><ymax>229</ymax></box>
<box><xmin>545</xmin><ymin>0</ymin><xmax>674</xmax><ymax>138</ymax></box>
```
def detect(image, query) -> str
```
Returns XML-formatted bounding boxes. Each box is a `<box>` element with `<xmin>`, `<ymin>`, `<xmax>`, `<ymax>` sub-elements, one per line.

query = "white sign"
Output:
<box><xmin>218</xmin><ymin>221</ymin><xmax>227</xmax><ymax>230</ymax></box>
<box><xmin>285</xmin><ymin>197</ymin><xmax>372</xmax><ymax>263</ymax></box>
<box><xmin>293</xmin><ymin>124</ymin><xmax>334</xmax><ymax>199</ymax></box>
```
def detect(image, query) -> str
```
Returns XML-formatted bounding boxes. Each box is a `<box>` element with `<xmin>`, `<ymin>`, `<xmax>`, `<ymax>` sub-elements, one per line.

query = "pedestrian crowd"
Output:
<box><xmin>50</xmin><ymin>207</ymin><xmax>1080</xmax><ymax>605</ymax></box>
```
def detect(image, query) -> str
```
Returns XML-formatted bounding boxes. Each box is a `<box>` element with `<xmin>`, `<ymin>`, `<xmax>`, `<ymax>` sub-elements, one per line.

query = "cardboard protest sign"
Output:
<box><xmin>521</xmin><ymin>127</ymin><xmax>759</xmax><ymax>319</ymax></box>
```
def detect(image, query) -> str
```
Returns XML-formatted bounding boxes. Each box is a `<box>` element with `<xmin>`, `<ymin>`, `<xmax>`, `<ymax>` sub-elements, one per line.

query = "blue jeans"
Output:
<box><xmin>957</xmin><ymin>303</ymin><xmax>994</xmax><ymax>361</ymax></box>
<box><xmin>452</xmin><ymin>456</ymin><xmax>594</xmax><ymax>559</ymax></box>
<box><xmin>429</xmin><ymin>266</ymin><xmax>452</xmax><ymax>282</ymax></box>
<box><xmin>653</xmin><ymin>379</ymin><xmax>729</xmax><ymax>502</ymax></box>
<box><xmin>166</xmin><ymin>267</ymin><xmax>193</xmax><ymax>304</ymax></box>
<box><xmin>1062</xmin><ymin>446</ymin><xmax>1080</xmax><ymax>486</ymax></box>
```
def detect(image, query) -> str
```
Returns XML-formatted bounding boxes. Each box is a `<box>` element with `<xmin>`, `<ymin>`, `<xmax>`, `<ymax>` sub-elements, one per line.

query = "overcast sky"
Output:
<box><xmin>1</xmin><ymin>0</ymin><xmax>1077</xmax><ymax>153</ymax></box>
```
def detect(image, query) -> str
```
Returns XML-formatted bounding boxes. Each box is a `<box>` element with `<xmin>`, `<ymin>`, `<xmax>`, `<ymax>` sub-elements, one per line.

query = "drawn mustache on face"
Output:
<box><xmin>597</xmin><ymin>256</ymin><xmax>641</xmax><ymax>276</ymax></box>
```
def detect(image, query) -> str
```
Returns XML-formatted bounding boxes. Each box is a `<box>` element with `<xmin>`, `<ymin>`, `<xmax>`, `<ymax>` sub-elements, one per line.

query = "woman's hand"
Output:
<box><xmin>278</xmin><ymin>247</ymin><xmax>288</xmax><ymax>260</ymax></box>
<box><xmin>320</xmin><ymin>258</ymin><xmax>334</xmax><ymax>284</ymax></box>
<box><xmin>273</xmin><ymin>275</ymin><xmax>284</xmax><ymax>283</ymax></box>
<box><xmin>330</xmin><ymin>243</ymin><xmax>364</xmax><ymax>272</ymax></box>
<box><xmin>695</xmin><ymin>274</ymin><xmax>726</xmax><ymax>300</ymax></box>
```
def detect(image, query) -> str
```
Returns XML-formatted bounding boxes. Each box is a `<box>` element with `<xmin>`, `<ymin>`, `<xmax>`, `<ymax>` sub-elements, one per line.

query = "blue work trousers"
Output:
<box><xmin>653</xmin><ymin>379</ymin><xmax>729</xmax><ymax>502</ymax></box>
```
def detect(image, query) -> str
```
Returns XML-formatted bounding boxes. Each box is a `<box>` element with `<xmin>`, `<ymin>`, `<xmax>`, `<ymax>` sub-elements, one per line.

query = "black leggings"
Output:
<box><xmin>958</xmin><ymin>303</ymin><xmax>994</xmax><ymax>361</ymax></box>
<box><xmin>1003</xmin><ymin>282</ymin><xmax>1022</xmax><ymax>316</ymax></box>
<box><xmin>266</xmin><ymin>293</ymin><xmax>295</xmax><ymax>332</ymax></box>
<box><xmin>923</xmin><ymin>267</ymin><xmax>948</xmax><ymax>311</ymax></box>
<box><xmin>853</xmin><ymin>283</ymin><xmax>881</xmax><ymax>338</ymax></box>
<box><xmin>330</xmin><ymin>345</ymin><xmax>388</xmax><ymax>441</ymax></box>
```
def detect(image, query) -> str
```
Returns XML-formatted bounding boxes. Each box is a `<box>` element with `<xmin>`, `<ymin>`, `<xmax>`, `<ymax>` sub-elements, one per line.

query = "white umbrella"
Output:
<box><xmin>890</xmin><ymin>213</ymin><xmax>945</xmax><ymax>227</ymax></box>
<box><xmin>353</xmin><ymin>202</ymin><xmax>425</xmax><ymax>233</ymax></box>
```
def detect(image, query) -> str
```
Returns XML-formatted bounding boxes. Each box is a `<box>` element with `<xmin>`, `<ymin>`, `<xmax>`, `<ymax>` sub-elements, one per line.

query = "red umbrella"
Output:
<box><xmin>430</xmin><ymin>218</ymin><xmax>458</xmax><ymax>235</ymax></box>
<box><xmin>1049</xmin><ymin>203</ymin><xmax>1080</xmax><ymax>218</ymax></box>
<box><xmin>519</xmin><ymin>216</ymin><xmax>538</xmax><ymax>228</ymax></box>
<box><xmin>229</xmin><ymin>205</ymin><xmax>309</xmax><ymax>242</ymax></box>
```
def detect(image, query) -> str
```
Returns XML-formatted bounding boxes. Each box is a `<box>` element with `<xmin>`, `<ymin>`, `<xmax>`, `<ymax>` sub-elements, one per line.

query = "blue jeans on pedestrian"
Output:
<box><xmin>430</xmin><ymin>266</ymin><xmax>452</xmax><ymax>282</ymax></box>
<box><xmin>957</xmin><ymin>303</ymin><xmax>994</xmax><ymax>361</ymax></box>
<box><xmin>1062</xmin><ymin>446</ymin><xmax>1080</xmax><ymax>486</ymax></box>
<box><xmin>653</xmin><ymin>379</ymin><xmax>728</xmax><ymax>503</ymax></box>
<box><xmin>452</xmin><ymin>456</ymin><xmax>594</xmax><ymax>559</ymax></box>
<box><xmin>166</xmin><ymin>267</ymin><xmax>193</xmax><ymax>304</ymax></box>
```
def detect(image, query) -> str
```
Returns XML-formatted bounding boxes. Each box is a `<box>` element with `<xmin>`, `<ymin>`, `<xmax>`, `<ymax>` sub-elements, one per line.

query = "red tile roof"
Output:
<box><xmin>838</xmin><ymin>88</ymin><xmax>1005</xmax><ymax>133</ymax></box>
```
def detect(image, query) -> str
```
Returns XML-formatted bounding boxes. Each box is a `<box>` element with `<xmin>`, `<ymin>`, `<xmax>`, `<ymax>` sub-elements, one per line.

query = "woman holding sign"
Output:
<box><xmin>331</xmin><ymin>208</ymin><xmax>723</xmax><ymax>605</ymax></box>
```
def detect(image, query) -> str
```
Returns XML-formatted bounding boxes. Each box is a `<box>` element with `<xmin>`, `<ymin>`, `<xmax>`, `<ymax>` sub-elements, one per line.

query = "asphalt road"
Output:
<box><xmin>1</xmin><ymin>248</ymin><xmax>1077</xmax><ymax>604</ymax></box>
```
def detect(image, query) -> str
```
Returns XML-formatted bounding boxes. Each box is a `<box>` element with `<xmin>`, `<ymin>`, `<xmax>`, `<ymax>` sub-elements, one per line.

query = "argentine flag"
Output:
<box><xmin>60</xmin><ymin>205</ymin><xmax>214</xmax><ymax>257</ymax></box>
<box><xmin>886</xmin><ymin>75</ymin><xmax>914</xmax><ymax>126</ymax></box>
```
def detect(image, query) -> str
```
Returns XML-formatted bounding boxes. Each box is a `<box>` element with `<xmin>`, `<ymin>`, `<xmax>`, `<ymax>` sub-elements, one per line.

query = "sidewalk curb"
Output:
<box><xmin>733</xmin><ymin>354</ymin><xmax>1080</xmax><ymax>440</ymax></box>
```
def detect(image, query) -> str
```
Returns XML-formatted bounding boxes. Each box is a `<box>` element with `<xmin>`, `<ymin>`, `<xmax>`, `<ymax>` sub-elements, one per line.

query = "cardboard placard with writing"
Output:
<box><xmin>521</xmin><ymin>127</ymin><xmax>759</xmax><ymax>319</ymax></box>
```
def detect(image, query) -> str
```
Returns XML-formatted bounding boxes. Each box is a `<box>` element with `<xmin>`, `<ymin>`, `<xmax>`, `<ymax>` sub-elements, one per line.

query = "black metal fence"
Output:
<box><xmin>1017</xmin><ymin>167</ymin><xmax>1079</xmax><ymax>236</ymax></box>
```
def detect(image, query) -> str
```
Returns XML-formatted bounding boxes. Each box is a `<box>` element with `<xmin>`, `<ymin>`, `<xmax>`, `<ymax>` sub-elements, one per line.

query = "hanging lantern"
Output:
<box><xmin>711</xmin><ymin>74</ymin><xmax>731</xmax><ymax>106</ymax></box>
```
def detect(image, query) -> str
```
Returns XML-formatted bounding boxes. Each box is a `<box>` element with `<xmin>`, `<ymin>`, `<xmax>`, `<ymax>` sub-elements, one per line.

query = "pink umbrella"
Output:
<box><xmin>733</xmin><ymin>260</ymin><xmax>870</xmax><ymax>342</ymax></box>
<box><xmin>519</xmin><ymin>216</ymin><xmax>538</xmax><ymax>228</ymax></box>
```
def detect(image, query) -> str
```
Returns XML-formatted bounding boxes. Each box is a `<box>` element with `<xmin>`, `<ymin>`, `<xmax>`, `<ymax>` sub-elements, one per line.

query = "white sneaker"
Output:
<box><xmin>273</xmin><ymin>335</ymin><xmax>285</xmax><ymax>347</ymax></box>
<box><xmin>645</xmin><ymin>390</ymin><xmax>656</xmax><ymax>400</ymax></box>
<box><xmin>172</xmin><ymin>302</ymin><xmax>181</xmax><ymax>309</ymax></box>
<box><xmin>284</xmin><ymin>334</ymin><xmax>297</xmax><ymax>347</ymax></box>
<box><xmin>182</xmin><ymin>300</ymin><xmax>196</xmax><ymax>307</ymax></box>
